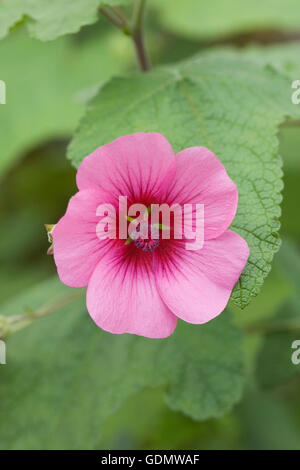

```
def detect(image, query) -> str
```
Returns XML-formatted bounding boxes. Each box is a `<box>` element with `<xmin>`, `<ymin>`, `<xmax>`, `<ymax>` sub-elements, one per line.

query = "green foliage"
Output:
<box><xmin>239</xmin><ymin>388</ymin><xmax>300</xmax><ymax>450</ymax></box>
<box><xmin>280</xmin><ymin>127</ymin><xmax>300</xmax><ymax>172</ymax></box>
<box><xmin>194</xmin><ymin>42</ymin><xmax>300</xmax><ymax>80</ymax></box>
<box><xmin>0</xmin><ymin>0</ymin><xmax>132</xmax><ymax>41</ymax></box>
<box><xmin>256</xmin><ymin>298</ymin><xmax>300</xmax><ymax>388</ymax></box>
<box><xmin>100</xmin><ymin>388</ymin><xmax>241</xmax><ymax>449</ymax></box>
<box><xmin>68</xmin><ymin>53</ymin><xmax>300</xmax><ymax>308</ymax></box>
<box><xmin>0</xmin><ymin>0</ymin><xmax>300</xmax><ymax>451</ymax></box>
<box><xmin>0</xmin><ymin>27</ymin><xmax>131</xmax><ymax>179</ymax></box>
<box><xmin>153</xmin><ymin>0</ymin><xmax>300</xmax><ymax>40</ymax></box>
<box><xmin>256</xmin><ymin>240</ymin><xmax>300</xmax><ymax>388</ymax></box>
<box><xmin>279</xmin><ymin>125</ymin><xmax>300</xmax><ymax>241</ymax></box>
<box><xmin>231</xmin><ymin>266</ymin><xmax>294</xmax><ymax>329</ymax></box>
<box><xmin>0</xmin><ymin>278</ymin><xmax>244</xmax><ymax>449</ymax></box>
<box><xmin>243</xmin><ymin>42</ymin><xmax>300</xmax><ymax>79</ymax></box>
<box><xmin>275</xmin><ymin>238</ymin><xmax>300</xmax><ymax>287</ymax></box>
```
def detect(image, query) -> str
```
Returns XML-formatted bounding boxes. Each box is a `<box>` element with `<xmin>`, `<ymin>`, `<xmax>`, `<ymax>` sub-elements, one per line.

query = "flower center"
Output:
<box><xmin>132</xmin><ymin>221</ymin><xmax>159</xmax><ymax>252</ymax></box>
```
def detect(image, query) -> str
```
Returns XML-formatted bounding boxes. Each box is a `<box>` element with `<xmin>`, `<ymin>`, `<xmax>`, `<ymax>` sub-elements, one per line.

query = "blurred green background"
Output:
<box><xmin>1</xmin><ymin>0</ymin><xmax>300</xmax><ymax>450</ymax></box>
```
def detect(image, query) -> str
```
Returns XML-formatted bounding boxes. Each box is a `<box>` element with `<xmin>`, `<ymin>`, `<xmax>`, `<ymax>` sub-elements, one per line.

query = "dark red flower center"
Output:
<box><xmin>132</xmin><ymin>221</ymin><xmax>160</xmax><ymax>252</ymax></box>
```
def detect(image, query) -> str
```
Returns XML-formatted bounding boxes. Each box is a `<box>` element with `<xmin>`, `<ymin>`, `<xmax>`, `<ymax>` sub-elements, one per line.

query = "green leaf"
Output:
<box><xmin>242</xmin><ymin>42</ymin><xmax>300</xmax><ymax>80</ymax></box>
<box><xmin>0</xmin><ymin>0</ymin><xmax>132</xmax><ymax>41</ymax></box>
<box><xmin>153</xmin><ymin>0</ymin><xmax>300</xmax><ymax>40</ymax></box>
<box><xmin>0</xmin><ymin>277</ymin><xmax>244</xmax><ymax>449</ymax></box>
<box><xmin>0</xmin><ymin>27</ymin><xmax>131</xmax><ymax>179</ymax></box>
<box><xmin>209</xmin><ymin>42</ymin><xmax>300</xmax><ymax>85</ymax></box>
<box><xmin>68</xmin><ymin>54</ymin><xmax>300</xmax><ymax>308</ymax></box>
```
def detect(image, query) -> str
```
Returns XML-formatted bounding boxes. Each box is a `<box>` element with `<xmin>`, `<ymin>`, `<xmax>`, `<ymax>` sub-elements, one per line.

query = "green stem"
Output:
<box><xmin>0</xmin><ymin>290</ymin><xmax>84</xmax><ymax>340</ymax></box>
<box><xmin>100</xmin><ymin>7</ymin><xmax>124</xmax><ymax>29</ymax></box>
<box><xmin>132</xmin><ymin>0</ymin><xmax>151</xmax><ymax>72</ymax></box>
<box><xmin>100</xmin><ymin>2</ymin><xmax>150</xmax><ymax>71</ymax></box>
<box><xmin>113</xmin><ymin>7</ymin><xmax>131</xmax><ymax>30</ymax></box>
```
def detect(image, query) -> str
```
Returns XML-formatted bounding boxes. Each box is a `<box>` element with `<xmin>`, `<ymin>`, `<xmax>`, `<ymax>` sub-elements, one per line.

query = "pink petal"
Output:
<box><xmin>53</xmin><ymin>189</ymin><xmax>113</xmax><ymax>288</ymax></box>
<box><xmin>76</xmin><ymin>133</ymin><xmax>175</xmax><ymax>204</ymax></box>
<box><xmin>86</xmin><ymin>247</ymin><xmax>177</xmax><ymax>338</ymax></box>
<box><xmin>155</xmin><ymin>230</ymin><xmax>249</xmax><ymax>324</ymax></box>
<box><xmin>164</xmin><ymin>147</ymin><xmax>238</xmax><ymax>240</ymax></box>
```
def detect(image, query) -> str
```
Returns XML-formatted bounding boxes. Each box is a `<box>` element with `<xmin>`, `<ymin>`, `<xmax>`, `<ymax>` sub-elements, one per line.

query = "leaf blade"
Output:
<box><xmin>0</xmin><ymin>277</ymin><xmax>244</xmax><ymax>449</ymax></box>
<box><xmin>0</xmin><ymin>0</ymin><xmax>132</xmax><ymax>41</ymax></box>
<box><xmin>68</xmin><ymin>54</ymin><xmax>300</xmax><ymax>307</ymax></box>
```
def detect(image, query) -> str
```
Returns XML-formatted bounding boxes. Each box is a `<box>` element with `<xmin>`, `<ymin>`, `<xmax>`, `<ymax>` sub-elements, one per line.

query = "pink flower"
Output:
<box><xmin>52</xmin><ymin>133</ymin><xmax>249</xmax><ymax>338</ymax></box>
